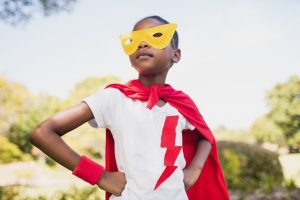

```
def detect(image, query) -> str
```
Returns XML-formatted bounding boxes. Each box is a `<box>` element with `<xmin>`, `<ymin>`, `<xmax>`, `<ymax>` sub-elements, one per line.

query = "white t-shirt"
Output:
<box><xmin>82</xmin><ymin>87</ymin><xmax>195</xmax><ymax>200</ymax></box>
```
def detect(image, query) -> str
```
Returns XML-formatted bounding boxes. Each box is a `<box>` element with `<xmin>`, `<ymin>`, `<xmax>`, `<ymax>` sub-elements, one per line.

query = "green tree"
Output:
<box><xmin>251</xmin><ymin>116</ymin><xmax>286</xmax><ymax>146</ymax></box>
<box><xmin>0</xmin><ymin>75</ymin><xmax>32</xmax><ymax>136</ymax></box>
<box><xmin>0</xmin><ymin>75</ymin><xmax>62</xmax><ymax>153</ymax></box>
<box><xmin>0</xmin><ymin>75</ymin><xmax>120</xmax><ymax>162</ymax></box>
<box><xmin>0</xmin><ymin>0</ymin><xmax>77</xmax><ymax>25</ymax></box>
<box><xmin>63</xmin><ymin>75</ymin><xmax>120</xmax><ymax>107</ymax></box>
<box><xmin>0</xmin><ymin>135</ymin><xmax>31</xmax><ymax>163</ymax></box>
<box><xmin>251</xmin><ymin>75</ymin><xmax>300</xmax><ymax>152</ymax></box>
<box><xmin>9</xmin><ymin>93</ymin><xmax>62</xmax><ymax>153</ymax></box>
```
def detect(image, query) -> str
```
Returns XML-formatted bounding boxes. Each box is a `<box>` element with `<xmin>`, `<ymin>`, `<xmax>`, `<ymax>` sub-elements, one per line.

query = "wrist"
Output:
<box><xmin>97</xmin><ymin>170</ymin><xmax>107</xmax><ymax>187</ymax></box>
<box><xmin>72</xmin><ymin>155</ymin><xmax>104</xmax><ymax>185</ymax></box>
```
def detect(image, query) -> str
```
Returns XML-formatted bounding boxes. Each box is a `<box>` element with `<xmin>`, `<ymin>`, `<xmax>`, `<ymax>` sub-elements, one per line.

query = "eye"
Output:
<box><xmin>125</xmin><ymin>38</ymin><xmax>132</xmax><ymax>45</ymax></box>
<box><xmin>153</xmin><ymin>32</ymin><xmax>163</xmax><ymax>37</ymax></box>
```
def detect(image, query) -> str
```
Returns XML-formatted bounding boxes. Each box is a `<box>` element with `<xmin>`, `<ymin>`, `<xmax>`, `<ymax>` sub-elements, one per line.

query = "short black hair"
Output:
<box><xmin>135</xmin><ymin>15</ymin><xmax>179</xmax><ymax>49</ymax></box>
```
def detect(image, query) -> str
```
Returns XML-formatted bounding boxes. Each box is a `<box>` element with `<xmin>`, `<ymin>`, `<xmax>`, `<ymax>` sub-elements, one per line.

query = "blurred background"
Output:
<box><xmin>0</xmin><ymin>0</ymin><xmax>299</xmax><ymax>199</ymax></box>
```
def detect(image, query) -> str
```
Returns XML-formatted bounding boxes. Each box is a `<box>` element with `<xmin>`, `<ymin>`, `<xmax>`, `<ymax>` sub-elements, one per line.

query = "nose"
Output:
<box><xmin>138</xmin><ymin>41</ymin><xmax>149</xmax><ymax>49</ymax></box>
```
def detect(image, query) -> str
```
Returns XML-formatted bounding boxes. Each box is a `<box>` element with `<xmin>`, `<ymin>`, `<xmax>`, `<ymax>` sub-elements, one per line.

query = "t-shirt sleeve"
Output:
<box><xmin>184</xmin><ymin>119</ymin><xmax>195</xmax><ymax>130</ymax></box>
<box><xmin>81</xmin><ymin>88</ymin><xmax>116</xmax><ymax>128</ymax></box>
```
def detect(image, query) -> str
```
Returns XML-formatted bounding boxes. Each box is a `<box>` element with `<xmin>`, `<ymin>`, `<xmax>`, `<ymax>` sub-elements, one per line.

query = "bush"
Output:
<box><xmin>0</xmin><ymin>185</ymin><xmax>102</xmax><ymax>200</ymax></box>
<box><xmin>0</xmin><ymin>186</ymin><xmax>20</xmax><ymax>200</ymax></box>
<box><xmin>0</xmin><ymin>135</ymin><xmax>31</xmax><ymax>163</ymax></box>
<box><xmin>53</xmin><ymin>186</ymin><xmax>101</xmax><ymax>200</ymax></box>
<box><xmin>217</xmin><ymin>141</ymin><xmax>284</xmax><ymax>193</ymax></box>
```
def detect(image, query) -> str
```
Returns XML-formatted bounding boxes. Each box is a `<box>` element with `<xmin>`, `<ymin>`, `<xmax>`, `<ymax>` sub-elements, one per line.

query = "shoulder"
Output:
<box><xmin>169</xmin><ymin>85</ymin><xmax>194</xmax><ymax>102</ymax></box>
<box><xmin>83</xmin><ymin>87</ymin><xmax>124</xmax><ymax>106</ymax></box>
<box><xmin>102</xmin><ymin>87</ymin><xmax>122</xmax><ymax>95</ymax></box>
<box><xmin>93</xmin><ymin>87</ymin><xmax>123</xmax><ymax>98</ymax></box>
<box><xmin>98</xmin><ymin>87</ymin><xmax>132</xmax><ymax>105</ymax></box>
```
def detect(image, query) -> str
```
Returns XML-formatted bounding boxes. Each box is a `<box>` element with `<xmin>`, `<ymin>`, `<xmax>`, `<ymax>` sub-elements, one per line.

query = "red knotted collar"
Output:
<box><xmin>107</xmin><ymin>79</ymin><xmax>174</xmax><ymax>109</ymax></box>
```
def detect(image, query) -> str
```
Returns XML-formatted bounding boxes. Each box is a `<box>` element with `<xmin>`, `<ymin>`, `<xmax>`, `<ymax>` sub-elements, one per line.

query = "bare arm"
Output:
<box><xmin>188</xmin><ymin>138</ymin><xmax>212</xmax><ymax>170</ymax></box>
<box><xmin>29</xmin><ymin>102</ymin><xmax>126</xmax><ymax>196</ymax></box>
<box><xmin>29</xmin><ymin>102</ymin><xmax>93</xmax><ymax>170</ymax></box>
<box><xmin>183</xmin><ymin>135</ymin><xmax>212</xmax><ymax>191</ymax></box>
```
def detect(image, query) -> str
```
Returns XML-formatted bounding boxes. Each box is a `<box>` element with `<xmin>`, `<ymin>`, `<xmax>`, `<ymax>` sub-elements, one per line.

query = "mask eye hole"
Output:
<box><xmin>125</xmin><ymin>38</ymin><xmax>132</xmax><ymax>45</ymax></box>
<box><xmin>153</xmin><ymin>32</ymin><xmax>163</xmax><ymax>37</ymax></box>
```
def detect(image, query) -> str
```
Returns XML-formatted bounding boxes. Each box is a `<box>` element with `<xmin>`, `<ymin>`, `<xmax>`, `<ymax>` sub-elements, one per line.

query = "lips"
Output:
<box><xmin>136</xmin><ymin>51</ymin><xmax>154</xmax><ymax>59</ymax></box>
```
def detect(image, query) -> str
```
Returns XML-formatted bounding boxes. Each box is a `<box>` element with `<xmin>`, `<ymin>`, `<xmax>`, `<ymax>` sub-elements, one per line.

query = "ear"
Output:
<box><xmin>171</xmin><ymin>48</ymin><xmax>181</xmax><ymax>63</ymax></box>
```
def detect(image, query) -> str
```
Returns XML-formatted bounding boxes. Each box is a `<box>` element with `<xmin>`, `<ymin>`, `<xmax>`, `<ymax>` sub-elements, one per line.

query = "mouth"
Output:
<box><xmin>136</xmin><ymin>52</ymin><xmax>154</xmax><ymax>59</ymax></box>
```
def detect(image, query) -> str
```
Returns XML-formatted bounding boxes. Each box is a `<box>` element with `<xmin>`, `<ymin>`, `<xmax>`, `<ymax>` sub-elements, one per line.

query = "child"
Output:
<box><xmin>29</xmin><ymin>15</ymin><xmax>230</xmax><ymax>200</ymax></box>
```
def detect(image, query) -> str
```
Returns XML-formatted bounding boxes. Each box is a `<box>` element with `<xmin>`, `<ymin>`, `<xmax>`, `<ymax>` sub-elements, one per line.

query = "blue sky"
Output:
<box><xmin>1</xmin><ymin>0</ymin><xmax>299</xmax><ymax>129</ymax></box>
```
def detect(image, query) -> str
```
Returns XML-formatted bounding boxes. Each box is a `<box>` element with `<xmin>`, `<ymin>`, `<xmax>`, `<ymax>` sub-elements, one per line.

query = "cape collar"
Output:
<box><xmin>107</xmin><ymin>79</ymin><xmax>175</xmax><ymax>109</ymax></box>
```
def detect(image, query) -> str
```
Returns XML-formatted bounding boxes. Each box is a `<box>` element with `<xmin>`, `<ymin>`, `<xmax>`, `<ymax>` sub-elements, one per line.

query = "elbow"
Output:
<box><xmin>29</xmin><ymin>121</ymin><xmax>52</xmax><ymax>145</ymax></box>
<box><xmin>29</xmin><ymin>125</ymin><xmax>44</xmax><ymax>146</ymax></box>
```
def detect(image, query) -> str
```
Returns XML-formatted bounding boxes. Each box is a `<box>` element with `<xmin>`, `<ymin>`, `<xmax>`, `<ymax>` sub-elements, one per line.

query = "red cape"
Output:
<box><xmin>104</xmin><ymin>80</ymin><xmax>230</xmax><ymax>200</ymax></box>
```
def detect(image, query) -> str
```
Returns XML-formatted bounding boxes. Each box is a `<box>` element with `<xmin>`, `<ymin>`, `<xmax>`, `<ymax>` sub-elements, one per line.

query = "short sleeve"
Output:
<box><xmin>185</xmin><ymin>119</ymin><xmax>195</xmax><ymax>130</ymax></box>
<box><xmin>81</xmin><ymin>88</ymin><xmax>117</xmax><ymax>128</ymax></box>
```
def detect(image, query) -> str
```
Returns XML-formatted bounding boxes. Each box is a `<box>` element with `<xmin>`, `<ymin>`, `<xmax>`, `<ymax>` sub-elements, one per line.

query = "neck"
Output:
<box><xmin>138</xmin><ymin>72</ymin><xmax>168</xmax><ymax>87</ymax></box>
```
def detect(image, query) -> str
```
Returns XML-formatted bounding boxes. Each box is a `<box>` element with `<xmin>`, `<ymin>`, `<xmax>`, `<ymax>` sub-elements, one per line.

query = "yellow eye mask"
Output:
<box><xmin>119</xmin><ymin>23</ymin><xmax>177</xmax><ymax>55</ymax></box>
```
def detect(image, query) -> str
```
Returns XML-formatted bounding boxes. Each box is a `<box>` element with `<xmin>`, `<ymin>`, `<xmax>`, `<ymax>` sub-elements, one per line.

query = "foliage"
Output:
<box><xmin>0</xmin><ymin>186</ymin><xmax>20</xmax><ymax>200</ymax></box>
<box><xmin>1</xmin><ymin>75</ymin><xmax>119</xmax><ymax>164</ymax></box>
<box><xmin>63</xmin><ymin>75</ymin><xmax>120</xmax><ymax>107</ymax></box>
<box><xmin>251</xmin><ymin>116</ymin><xmax>286</xmax><ymax>146</ymax></box>
<box><xmin>214</xmin><ymin>125</ymin><xmax>255</xmax><ymax>143</ymax></box>
<box><xmin>0</xmin><ymin>135</ymin><xmax>31</xmax><ymax>163</ymax></box>
<box><xmin>52</xmin><ymin>185</ymin><xmax>101</xmax><ymax>200</ymax></box>
<box><xmin>284</xmin><ymin>178</ymin><xmax>298</xmax><ymax>192</ymax></box>
<box><xmin>0</xmin><ymin>0</ymin><xmax>77</xmax><ymax>25</ymax></box>
<box><xmin>45</xmin><ymin>156</ymin><xmax>57</xmax><ymax>167</ymax></box>
<box><xmin>251</xmin><ymin>76</ymin><xmax>300</xmax><ymax>152</ymax></box>
<box><xmin>0</xmin><ymin>185</ymin><xmax>102</xmax><ymax>200</ymax></box>
<box><xmin>267</xmin><ymin>76</ymin><xmax>300</xmax><ymax>152</ymax></box>
<box><xmin>0</xmin><ymin>76</ymin><xmax>32</xmax><ymax>136</ymax></box>
<box><xmin>8</xmin><ymin>93</ymin><xmax>62</xmax><ymax>154</ymax></box>
<box><xmin>218</xmin><ymin>141</ymin><xmax>284</xmax><ymax>193</ymax></box>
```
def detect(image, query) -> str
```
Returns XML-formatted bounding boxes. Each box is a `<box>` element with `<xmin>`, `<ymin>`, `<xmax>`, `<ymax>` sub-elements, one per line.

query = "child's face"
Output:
<box><xmin>128</xmin><ymin>19</ymin><xmax>181</xmax><ymax>76</ymax></box>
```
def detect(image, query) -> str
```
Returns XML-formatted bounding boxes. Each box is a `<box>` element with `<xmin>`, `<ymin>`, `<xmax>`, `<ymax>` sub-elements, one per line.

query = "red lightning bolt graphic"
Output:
<box><xmin>154</xmin><ymin>115</ymin><xmax>182</xmax><ymax>190</ymax></box>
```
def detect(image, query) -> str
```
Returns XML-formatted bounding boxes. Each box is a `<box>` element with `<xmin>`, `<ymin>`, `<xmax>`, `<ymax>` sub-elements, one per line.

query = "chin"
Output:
<box><xmin>133</xmin><ymin>65</ymin><xmax>157</xmax><ymax>75</ymax></box>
